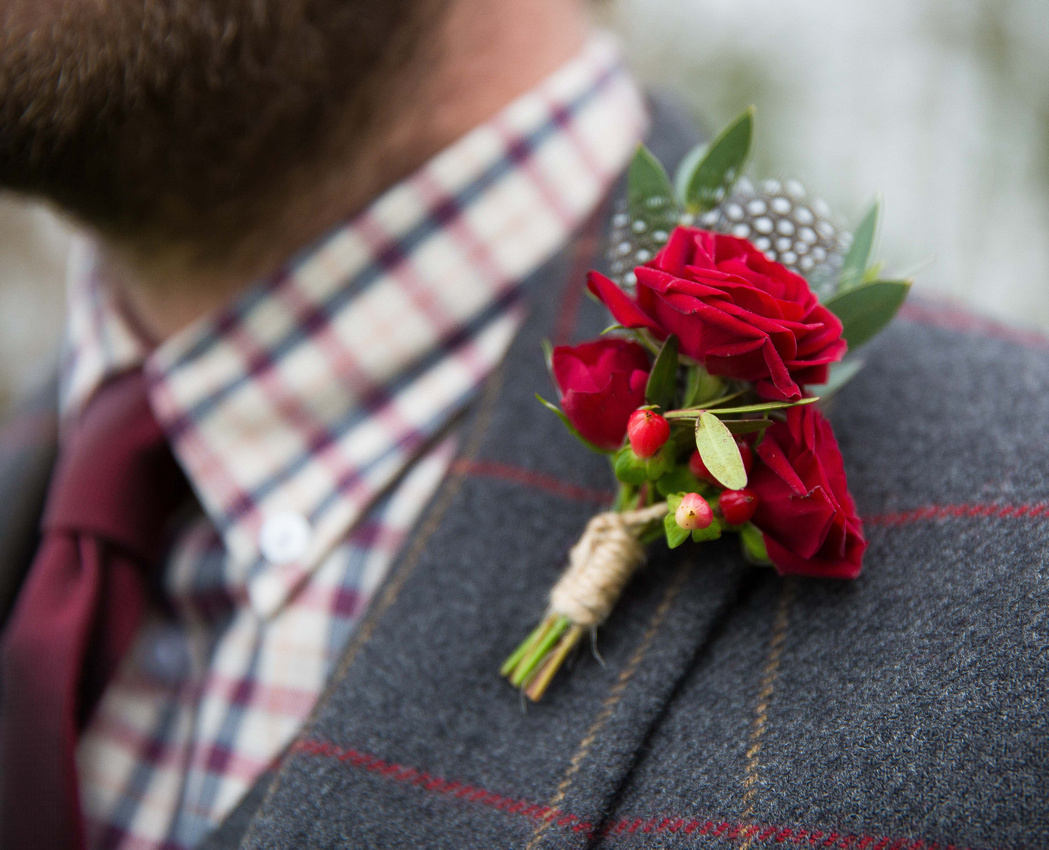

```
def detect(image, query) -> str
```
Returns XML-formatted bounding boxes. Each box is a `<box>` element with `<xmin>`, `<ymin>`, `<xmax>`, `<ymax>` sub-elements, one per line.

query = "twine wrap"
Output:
<box><xmin>547</xmin><ymin>503</ymin><xmax>668</xmax><ymax>627</ymax></box>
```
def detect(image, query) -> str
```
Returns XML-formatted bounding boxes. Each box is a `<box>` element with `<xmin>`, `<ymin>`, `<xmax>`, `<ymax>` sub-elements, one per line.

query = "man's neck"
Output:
<box><xmin>108</xmin><ymin>0</ymin><xmax>587</xmax><ymax>343</ymax></box>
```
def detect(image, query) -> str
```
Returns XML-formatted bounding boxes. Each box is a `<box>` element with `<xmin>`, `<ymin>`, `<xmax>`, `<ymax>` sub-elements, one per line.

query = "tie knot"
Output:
<box><xmin>44</xmin><ymin>369</ymin><xmax>188</xmax><ymax>562</ymax></box>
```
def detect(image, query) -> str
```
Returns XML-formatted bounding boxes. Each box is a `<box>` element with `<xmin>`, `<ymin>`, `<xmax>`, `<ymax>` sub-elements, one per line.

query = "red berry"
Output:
<box><xmin>719</xmin><ymin>488</ymin><xmax>758</xmax><ymax>525</ymax></box>
<box><xmin>627</xmin><ymin>409</ymin><xmax>670</xmax><ymax>459</ymax></box>
<box><xmin>689</xmin><ymin>440</ymin><xmax>753</xmax><ymax>485</ymax></box>
<box><xmin>675</xmin><ymin>493</ymin><xmax>714</xmax><ymax>530</ymax></box>
<box><xmin>688</xmin><ymin>450</ymin><xmax>716</xmax><ymax>485</ymax></box>
<box><xmin>737</xmin><ymin>441</ymin><xmax>754</xmax><ymax>476</ymax></box>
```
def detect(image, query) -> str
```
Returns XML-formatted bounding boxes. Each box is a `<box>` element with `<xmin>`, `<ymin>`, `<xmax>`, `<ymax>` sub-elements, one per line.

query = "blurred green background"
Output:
<box><xmin>1</xmin><ymin>0</ymin><xmax>1047</xmax><ymax>409</ymax></box>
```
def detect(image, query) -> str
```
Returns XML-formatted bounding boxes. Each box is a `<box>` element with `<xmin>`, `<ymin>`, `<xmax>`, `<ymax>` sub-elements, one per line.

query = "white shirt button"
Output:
<box><xmin>258</xmin><ymin>511</ymin><xmax>312</xmax><ymax>564</ymax></box>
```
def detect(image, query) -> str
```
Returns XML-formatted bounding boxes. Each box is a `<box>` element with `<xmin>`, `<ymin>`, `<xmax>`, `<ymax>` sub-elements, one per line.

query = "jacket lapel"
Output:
<box><xmin>0</xmin><ymin>375</ymin><xmax>59</xmax><ymax>629</ymax></box>
<box><xmin>233</xmin><ymin>97</ymin><xmax>751</xmax><ymax>850</ymax></box>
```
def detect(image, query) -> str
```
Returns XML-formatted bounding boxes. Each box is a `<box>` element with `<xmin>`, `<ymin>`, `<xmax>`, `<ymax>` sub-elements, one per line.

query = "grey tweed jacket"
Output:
<box><xmin>1</xmin><ymin>99</ymin><xmax>1047</xmax><ymax>850</ymax></box>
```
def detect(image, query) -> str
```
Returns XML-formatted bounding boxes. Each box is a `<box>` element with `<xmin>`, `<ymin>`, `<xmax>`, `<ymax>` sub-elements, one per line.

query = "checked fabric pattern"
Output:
<box><xmin>47</xmin><ymin>33</ymin><xmax>646</xmax><ymax>850</ymax></box>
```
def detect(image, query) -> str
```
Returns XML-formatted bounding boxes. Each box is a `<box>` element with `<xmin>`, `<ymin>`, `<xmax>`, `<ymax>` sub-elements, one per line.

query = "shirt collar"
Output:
<box><xmin>61</xmin><ymin>32</ymin><xmax>647</xmax><ymax>618</ymax></box>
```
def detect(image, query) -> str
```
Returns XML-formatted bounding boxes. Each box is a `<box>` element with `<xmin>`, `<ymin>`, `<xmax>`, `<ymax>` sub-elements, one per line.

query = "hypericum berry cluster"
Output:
<box><xmin>618</xmin><ymin>406</ymin><xmax>765</xmax><ymax>535</ymax></box>
<box><xmin>672</xmin><ymin>436</ymin><xmax>761</xmax><ymax>531</ymax></box>
<box><xmin>673</xmin><ymin>487</ymin><xmax>758</xmax><ymax>531</ymax></box>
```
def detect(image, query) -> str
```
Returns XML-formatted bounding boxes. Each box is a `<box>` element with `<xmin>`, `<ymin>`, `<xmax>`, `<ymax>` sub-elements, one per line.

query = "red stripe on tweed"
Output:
<box><xmin>452</xmin><ymin>459</ymin><xmax>1049</xmax><ymax>528</ymax></box>
<box><xmin>291</xmin><ymin>739</ymin><xmax>988</xmax><ymax>849</ymax></box>
<box><xmin>899</xmin><ymin>301</ymin><xmax>1049</xmax><ymax>350</ymax></box>
<box><xmin>866</xmin><ymin>502</ymin><xmax>1049</xmax><ymax>526</ymax></box>
<box><xmin>450</xmin><ymin>459</ymin><xmax>616</xmax><ymax>505</ymax></box>
<box><xmin>290</xmin><ymin>740</ymin><xmax>593</xmax><ymax>833</ymax></box>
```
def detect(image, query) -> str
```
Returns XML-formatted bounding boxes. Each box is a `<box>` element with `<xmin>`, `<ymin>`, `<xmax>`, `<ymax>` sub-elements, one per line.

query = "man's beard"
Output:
<box><xmin>0</xmin><ymin>0</ymin><xmax>443</xmax><ymax>256</ymax></box>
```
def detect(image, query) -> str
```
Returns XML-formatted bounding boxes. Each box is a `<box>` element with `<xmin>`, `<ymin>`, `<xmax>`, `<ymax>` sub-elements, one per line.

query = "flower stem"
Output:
<box><xmin>501</xmin><ymin>503</ymin><xmax>670</xmax><ymax>700</ymax></box>
<box><xmin>500</xmin><ymin>618</ymin><xmax>548</xmax><ymax>677</ymax></box>
<box><xmin>523</xmin><ymin>625</ymin><xmax>584</xmax><ymax>701</ymax></box>
<box><xmin>506</xmin><ymin>614</ymin><xmax>569</xmax><ymax>688</ymax></box>
<box><xmin>663</xmin><ymin>389</ymin><xmax>749</xmax><ymax>419</ymax></box>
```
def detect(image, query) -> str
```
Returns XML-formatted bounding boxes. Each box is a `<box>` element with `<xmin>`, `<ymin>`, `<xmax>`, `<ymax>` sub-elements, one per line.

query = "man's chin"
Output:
<box><xmin>0</xmin><ymin>0</ymin><xmax>444</xmax><ymax>254</ymax></box>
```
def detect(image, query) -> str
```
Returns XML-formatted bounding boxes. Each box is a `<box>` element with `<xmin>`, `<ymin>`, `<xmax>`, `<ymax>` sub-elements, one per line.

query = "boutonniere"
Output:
<box><xmin>502</xmin><ymin>108</ymin><xmax>911</xmax><ymax>701</ymax></box>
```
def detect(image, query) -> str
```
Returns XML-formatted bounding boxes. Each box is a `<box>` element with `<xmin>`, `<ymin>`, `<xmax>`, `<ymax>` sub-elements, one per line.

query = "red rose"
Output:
<box><xmin>749</xmin><ymin>405</ymin><xmax>866</xmax><ymax>579</ymax></box>
<box><xmin>588</xmin><ymin>227</ymin><xmax>846</xmax><ymax>401</ymax></box>
<box><xmin>551</xmin><ymin>339</ymin><xmax>650</xmax><ymax>451</ymax></box>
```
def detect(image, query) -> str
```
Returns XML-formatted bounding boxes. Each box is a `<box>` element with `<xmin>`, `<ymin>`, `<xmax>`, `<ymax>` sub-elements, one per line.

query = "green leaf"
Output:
<box><xmin>824</xmin><ymin>279</ymin><xmax>912</xmax><ymax>349</ymax></box>
<box><xmin>645</xmin><ymin>334</ymin><xmax>679</xmax><ymax>411</ymax></box>
<box><xmin>692</xmin><ymin>518</ymin><xmax>723</xmax><ymax>543</ymax></box>
<box><xmin>806</xmin><ymin>358</ymin><xmax>865</xmax><ymax>399</ymax></box>
<box><xmin>645</xmin><ymin>443</ymin><xmax>675</xmax><ymax>480</ymax></box>
<box><xmin>540</xmin><ymin>338</ymin><xmax>554</xmax><ymax>375</ymax></box>
<box><xmin>699</xmin><ymin>388</ymin><xmax>749</xmax><ymax>408</ymax></box>
<box><xmin>740</xmin><ymin>522</ymin><xmax>771</xmax><ymax>564</ymax></box>
<box><xmin>627</xmin><ymin>144</ymin><xmax>679</xmax><ymax>232</ymax></box>
<box><xmin>713</xmin><ymin>397</ymin><xmax>820</xmax><ymax>416</ymax></box>
<box><xmin>863</xmin><ymin>261</ymin><xmax>884</xmax><ymax>283</ymax></box>
<box><xmin>839</xmin><ymin>199</ymin><xmax>880</xmax><ymax>290</ymax></box>
<box><xmin>613</xmin><ymin>445</ymin><xmax>649</xmax><ymax>485</ymax></box>
<box><xmin>629</xmin><ymin>145</ymin><xmax>674</xmax><ymax>208</ymax></box>
<box><xmin>673</xmin><ymin>144</ymin><xmax>705</xmax><ymax>208</ymax></box>
<box><xmin>663</xmin><ymin>511</ymin><xmax>692</xmax><ymax>549</ymax></box>
<box><xmin>723</xmin><ymin>418</ymin><xmax>773</xmax><ymax>435</ymax></box>
<box><xmin>668</xmin><ymin>396</ymin><xmax>819</xmax><ymax>419</ymax></box>
<box><xmin>682</xmin><ymin>365</ymin><xmax>725</xmax><ymax>408</ymax></box>
<box><xmin>676</xmin><ymin>107</ymin><xmax>754</xmax><ymax>213</ymax></box>
<box><xmin>535</xmin><ymin>394</ymin><xmax>606</xmax><ymax>454</ymax></box>
<box><xmin>695</xmin><ymin>411</ymin><xmax>748</xmax><ymax>490</ymax></box>
<box><xmin>655</xmin><ymin>464</ymin><xmax>705</xmax><ymax>498</ymax></box>
<box><xmin>536</xmin><ymin>393</ymin><xmax>567</xmax><ymax>424</ymax></box>
<box><xmin>635</xmin><ymin>330</ymin><xmax>664</xmax><ymax>357</ymax></box>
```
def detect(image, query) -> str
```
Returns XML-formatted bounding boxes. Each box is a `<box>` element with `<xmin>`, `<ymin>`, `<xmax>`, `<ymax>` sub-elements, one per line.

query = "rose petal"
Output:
<box><xmin>750</xmin><ymin>406</ymin><xmax>866</xmax><ymax>579</ymax></box>
<box><xmin>587</xmin><ymin>272</ymin><xmax>661</xmax><ymax>333</ymax></box>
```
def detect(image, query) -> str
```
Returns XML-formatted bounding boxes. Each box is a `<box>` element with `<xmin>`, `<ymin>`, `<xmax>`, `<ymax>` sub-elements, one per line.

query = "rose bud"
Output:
<box><xmin>719</xmin><ymin>488</ymin><xmax>758</xmax><ymax>525</ymax></box>
<box><xmin>675</xmin><ymin>492</ymin><xmax>713</xmax><ymax>530</ymax></box>
<box><xmin>551</xmin><ymin>339</ymin><xmax>651</xmax><ymax>451</ymax></box>
<box><xmin>627</xmin><ymin>409</ymin><xmax>670</xmax><ymax>459</ymax></box>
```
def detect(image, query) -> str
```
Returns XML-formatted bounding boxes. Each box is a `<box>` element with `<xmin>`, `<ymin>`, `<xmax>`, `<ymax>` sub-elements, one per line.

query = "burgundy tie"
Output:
<box><xmin>0</xmin><ymin>369</ymin><xmax>188</xmax><ymax>850</ymax></box>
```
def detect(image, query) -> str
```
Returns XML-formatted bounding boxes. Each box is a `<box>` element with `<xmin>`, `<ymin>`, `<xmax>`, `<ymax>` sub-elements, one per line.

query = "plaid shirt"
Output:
<box><xmin>61</xmin><ymin>35</ymin><xmax>646</xmax><ymax>850</ymax></box>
